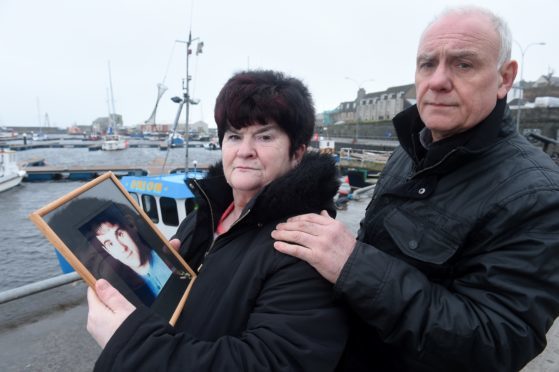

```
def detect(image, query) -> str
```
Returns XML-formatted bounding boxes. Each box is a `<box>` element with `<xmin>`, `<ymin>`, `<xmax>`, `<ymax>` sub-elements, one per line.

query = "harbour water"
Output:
<box><xmin>0</xmin><ymin>145</ymin><xmax>222</xmax><ymax>292</ymax></box>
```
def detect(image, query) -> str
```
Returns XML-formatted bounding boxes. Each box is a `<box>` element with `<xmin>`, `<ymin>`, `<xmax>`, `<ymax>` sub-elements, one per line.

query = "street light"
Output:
<box><xmin>514</xmin><ymin>41</ymin><xmax>545</xmax><ymax>132</ymax></box>
<box><xmin>345</xmin><ymin>77</ymin><xmax>374</xmax><ymax>143</ymax></box>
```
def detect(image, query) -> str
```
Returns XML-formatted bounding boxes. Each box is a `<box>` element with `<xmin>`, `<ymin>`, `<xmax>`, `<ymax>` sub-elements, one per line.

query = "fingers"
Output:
<box><xmin>169</xmin><ymin>238</ymin><xmax>181</xmax><ymax>252</ymax></box>
<box><xmin>284</xmin><ymin>211</ymin><xmax>334</xmax><ymax>225</ymax></box>
<box><xmin>273</xmin><ymin>241</ymin><xmax>314</xmax><ymax>263</ymax></box>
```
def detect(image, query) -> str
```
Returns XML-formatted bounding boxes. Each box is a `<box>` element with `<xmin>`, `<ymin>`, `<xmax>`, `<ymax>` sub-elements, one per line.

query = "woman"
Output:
<box><xmin>81</xmin><ymin>204</ymin><xmax>172</xmax><ymax>304</ymax></box>
<box><xmin>87</xmin><ymin>70</ymin><xmax>348</xmax><ymax>371</ymax></box>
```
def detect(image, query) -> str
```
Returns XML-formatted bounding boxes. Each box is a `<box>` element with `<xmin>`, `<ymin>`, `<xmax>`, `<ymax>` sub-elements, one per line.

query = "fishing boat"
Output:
<box><xmin>122</xmin><ymin>31</ymin><xmax>206</xmax><ymax>238</ymax></box>
<box><xmin>121</xmin><ymin>170</ymin><xmax>204</xmax><ymax>238</ymax></box>
<box><xmin>0</xmin><ymin>149</ymin><xmax>27</xmax><ymax>192</ymax></box>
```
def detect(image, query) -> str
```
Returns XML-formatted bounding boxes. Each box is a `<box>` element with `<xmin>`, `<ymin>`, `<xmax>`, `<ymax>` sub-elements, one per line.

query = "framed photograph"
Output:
<box><xmin>29</xmin><ymin>172</ymin><xmax>196</xmax><ymax>325</ymax></box>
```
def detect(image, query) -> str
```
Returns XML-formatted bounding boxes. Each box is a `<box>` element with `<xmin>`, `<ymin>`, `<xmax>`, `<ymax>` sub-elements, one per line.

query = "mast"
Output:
<box><xmin>107</xmin><ymin>61</ymin><xmax>117</xmax><ymax>133</ymax></box>
<box><xmin>176</xmin><ymin>30</ymin><xmax>203</xmax><ymax>174</ymax></box>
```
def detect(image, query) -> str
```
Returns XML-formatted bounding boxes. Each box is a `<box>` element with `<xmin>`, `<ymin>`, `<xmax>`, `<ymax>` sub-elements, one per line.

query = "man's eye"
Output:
<box><xmin>457</xmin><ymin>62</ymin><xmax>472</xmax><ymax>69</ymax></box>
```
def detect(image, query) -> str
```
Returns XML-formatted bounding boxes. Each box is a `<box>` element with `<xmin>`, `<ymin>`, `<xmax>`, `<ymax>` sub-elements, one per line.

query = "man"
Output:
<box><xmin>272</xmin><ymin>6</ymin><xmax>559</xmax><ymax>371</ymax></box>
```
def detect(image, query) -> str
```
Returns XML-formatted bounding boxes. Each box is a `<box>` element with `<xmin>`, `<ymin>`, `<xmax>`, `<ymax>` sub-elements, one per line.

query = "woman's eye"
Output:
<box><xmin>227</xmin><ymin>134</ymin><xmax>241</xmax><ymax>141</ymax></box>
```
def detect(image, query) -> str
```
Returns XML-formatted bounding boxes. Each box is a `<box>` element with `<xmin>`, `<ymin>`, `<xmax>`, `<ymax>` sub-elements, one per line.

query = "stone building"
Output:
<box><xmin>325</xmin><ymin>84</ymin><xmax>416</xmax><ymax>126</ymax></box>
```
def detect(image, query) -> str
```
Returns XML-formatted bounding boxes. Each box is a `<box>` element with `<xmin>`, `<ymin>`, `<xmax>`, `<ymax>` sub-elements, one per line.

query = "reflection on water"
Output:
<box><xmin>0</xmin><ymin>146</ymin><xmax>222</xmax><ymax>292</ymax></box>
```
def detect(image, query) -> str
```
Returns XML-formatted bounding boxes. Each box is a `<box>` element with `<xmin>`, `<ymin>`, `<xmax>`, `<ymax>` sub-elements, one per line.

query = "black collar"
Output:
<box><xmin>393</xmin><ymin>98</ymin><xmax>507</xmax><ymax>173</ymax></box>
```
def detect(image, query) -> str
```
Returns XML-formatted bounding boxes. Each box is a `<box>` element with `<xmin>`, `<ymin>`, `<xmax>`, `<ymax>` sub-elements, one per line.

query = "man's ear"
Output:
<box><xmin>497</xmin><ymin>60</ymin><xmax>518</xmax><ymax>99</ymax></box>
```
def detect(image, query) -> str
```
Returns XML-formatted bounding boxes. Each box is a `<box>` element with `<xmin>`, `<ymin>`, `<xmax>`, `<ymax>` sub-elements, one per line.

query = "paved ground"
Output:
<box><xmin>0</xmin><ymin>194</ymin><xmax>557</xmax><ymax>371</ymax></box>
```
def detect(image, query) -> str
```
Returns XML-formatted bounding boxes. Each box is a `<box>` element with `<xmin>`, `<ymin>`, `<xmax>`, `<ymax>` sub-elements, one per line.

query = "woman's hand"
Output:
<box><xmin>87</xmin><ymin>279</ymin><xmax>136</xmax><ymax>349</ymax></box>
<box><xmin>169</xmin><ymin>238</ymin><xmax>181</xmax><ymax>252</ymax></box>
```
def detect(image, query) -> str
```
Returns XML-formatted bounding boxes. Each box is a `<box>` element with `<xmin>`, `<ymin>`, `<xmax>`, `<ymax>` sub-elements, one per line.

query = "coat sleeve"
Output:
<box><xmin>334</xmin><ymin>188</ymin><xmax>559</xmax><ymax>371</ymax></box>
<box><xmin>94</xmin><ymin>257</ymin><xmax>348</xmax><ymax>372</ymax></box>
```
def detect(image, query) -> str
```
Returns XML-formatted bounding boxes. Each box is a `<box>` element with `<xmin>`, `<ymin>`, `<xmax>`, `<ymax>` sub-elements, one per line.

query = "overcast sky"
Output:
<box><xmin>1</xmin><ymin>0</ymin><xmax>557</xmax><ymax>128</ymax></box>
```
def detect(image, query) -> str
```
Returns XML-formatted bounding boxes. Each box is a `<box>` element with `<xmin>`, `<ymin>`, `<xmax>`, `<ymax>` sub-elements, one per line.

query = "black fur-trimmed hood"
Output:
<box><xmin>199</xmin><ymin>152</ymin><xmax>340</xmax><ymax>224</ymax></box>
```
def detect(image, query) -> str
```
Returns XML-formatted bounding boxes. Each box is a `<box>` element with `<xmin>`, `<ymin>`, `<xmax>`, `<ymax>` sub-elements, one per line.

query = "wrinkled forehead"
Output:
<box><xmin>418</xmin><ymin>13</ymin><xmax>500</xmax><ymax>60</ymax></box>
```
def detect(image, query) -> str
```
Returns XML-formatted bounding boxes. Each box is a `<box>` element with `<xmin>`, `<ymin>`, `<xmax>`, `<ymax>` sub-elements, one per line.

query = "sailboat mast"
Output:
<box><xmin>183</xmin><ymin>31</ymin><xmax>193</xmax><ymax>173</ymax></box>
<box><xmin>107</xmin><ymin>61</ymin><xmax>117</xmax><ymax>131</ymax></box>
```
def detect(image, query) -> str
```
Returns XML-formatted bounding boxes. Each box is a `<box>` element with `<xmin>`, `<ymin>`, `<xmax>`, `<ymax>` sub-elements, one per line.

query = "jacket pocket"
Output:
<box><xmin>383</xmin><ymin>208</ymin><xmax>460</xmax><ymax>264</ymax></box>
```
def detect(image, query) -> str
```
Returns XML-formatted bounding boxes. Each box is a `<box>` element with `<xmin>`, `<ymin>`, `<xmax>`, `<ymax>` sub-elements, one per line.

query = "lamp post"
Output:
<box><xmin>514</xmin><ymin>41</ymin><xmax>545</xmax><ymax>133</ymax></box>
<box><xmin>345</xmin><ymin>77</ymin><xmax>374</xmax><ymax>143</ymax></box>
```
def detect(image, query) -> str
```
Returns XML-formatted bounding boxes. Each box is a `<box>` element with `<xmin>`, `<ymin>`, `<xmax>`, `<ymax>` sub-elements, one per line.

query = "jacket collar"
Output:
<box><xmin>190</xmin><ymin>152</ymin><xmax>340</xmax><ymax>228</ymax></box>
<box><xmin>392</xmin><ymin>98</ymin><xmax>510</xmax><ymax>174</ymax></box>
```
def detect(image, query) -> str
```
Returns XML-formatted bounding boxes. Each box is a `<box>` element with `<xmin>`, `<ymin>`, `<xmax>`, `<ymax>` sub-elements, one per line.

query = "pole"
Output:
<box><xmin>514</xmin><ymin>41</ymin><xmax>545</xmax><ymax>133</ymax></box>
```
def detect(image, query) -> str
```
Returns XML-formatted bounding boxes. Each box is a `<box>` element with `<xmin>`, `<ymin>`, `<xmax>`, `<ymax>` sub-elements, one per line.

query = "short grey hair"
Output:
<box><xmin>423</xmin><ymin>6</ymin><xmax>512</xmax><ymax>69</ymax></box>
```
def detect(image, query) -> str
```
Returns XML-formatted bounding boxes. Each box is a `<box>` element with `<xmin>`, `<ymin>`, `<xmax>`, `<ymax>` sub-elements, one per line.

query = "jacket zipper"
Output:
<box><xmin>191</xmin><ymin>178</ymin><xmax>253</xmax><ymax>272</ymax></box>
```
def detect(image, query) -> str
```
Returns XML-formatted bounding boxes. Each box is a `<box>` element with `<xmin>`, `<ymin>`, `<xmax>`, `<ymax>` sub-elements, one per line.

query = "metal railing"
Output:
<box><xmin>0</xmin><ymin>272</ymin><xmax>81</xmax><ymax>305</ymax></box>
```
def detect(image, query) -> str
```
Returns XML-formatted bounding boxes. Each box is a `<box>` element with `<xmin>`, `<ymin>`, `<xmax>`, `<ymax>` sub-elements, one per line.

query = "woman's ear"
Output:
<box><xmin>291</xmin><ymin>145</ymin><xmax>306</xmax><ymax>167</ymax></box>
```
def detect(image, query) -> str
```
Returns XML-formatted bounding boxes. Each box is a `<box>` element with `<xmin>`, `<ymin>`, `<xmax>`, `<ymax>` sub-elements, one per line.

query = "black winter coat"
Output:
<box><xmin>94</xmin><ymin>152</ymin><xmax>348</xmax><ymax>371</ymax></box>
<box><xmin>335</xmin><ymin>100</ymin><xmax>559</xmax><ymax>371</ymax></box>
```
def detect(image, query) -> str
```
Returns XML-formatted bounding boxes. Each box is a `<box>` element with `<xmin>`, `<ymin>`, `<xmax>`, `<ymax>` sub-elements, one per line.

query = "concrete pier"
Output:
<box><xmin>0</xmin><ymin>195</ymin><xmax>557</xmax><ymax>371</ymax></box>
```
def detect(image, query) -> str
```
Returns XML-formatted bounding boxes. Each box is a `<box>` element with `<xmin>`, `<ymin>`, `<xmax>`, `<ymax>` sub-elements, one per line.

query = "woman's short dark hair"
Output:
<box><xmin>214</xmin><ymin>70</ymin><xmax>315</xmax><ymax>156</ymax></box>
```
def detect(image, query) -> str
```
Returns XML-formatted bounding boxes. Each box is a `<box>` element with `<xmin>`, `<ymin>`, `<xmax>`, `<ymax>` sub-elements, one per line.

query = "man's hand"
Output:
<box><xmin>87</xmin><ymin>279</ymin><xmax>136</xmax><ymax>349</ymax></box>
<box><xmin>272</xmin><ymin>210</ymin><xmax>356</xmax><ymax>283</ymax></box>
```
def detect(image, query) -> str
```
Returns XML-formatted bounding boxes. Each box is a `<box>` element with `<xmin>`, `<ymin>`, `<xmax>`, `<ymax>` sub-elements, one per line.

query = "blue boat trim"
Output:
<box><xmin>121</xmin><ymin>171</ymin><xmax>205</xmax><ymax>199</ymax></box>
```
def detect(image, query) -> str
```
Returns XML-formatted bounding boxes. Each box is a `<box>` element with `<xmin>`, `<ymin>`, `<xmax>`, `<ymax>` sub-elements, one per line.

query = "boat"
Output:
<box><xmin>168</xmin><ymin>132</ymin><xmax>185</xmax><ymax>148</ymax></box>
<box><xmin>121</xmin><ymin>30</ymin><xmax>206</xmax><ymax>237</ymax></box>
<box><xmin>31</xmin><ymin>132</ymin><xmax>48</xmax><ymax>141</ymax></box>
<box><xmin>121</xmin><ymin>170</ymin><xmax>205</xmax><ymax>238</ymax></box>
<box><xmin>101</xmin><ymin>133</ymin><xmax>128</xmax><ymax>151</ymax></box>
<box><xmin>0</xmin><ymin>149</ymin><xmax>27</xmax><ymax>192</ymax></box>
<box><xmin>0</xmin><ymin>127</ymin><xmax>17</xmax><ymax>139</ymax></box>
<box><xmin>102</xmin><ymin>61</ymin><xmax>127</xmax><ymax>151</ymax></box>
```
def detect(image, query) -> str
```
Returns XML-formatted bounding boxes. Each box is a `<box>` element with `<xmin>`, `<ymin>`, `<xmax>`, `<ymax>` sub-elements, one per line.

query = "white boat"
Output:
<box><xmin>101</xmin><ymin>134</ymin><xmax>128</xmax><ymax>151</ymax></box>
<box><xmin>0</xmin><ymin>127</ymin><xmax>17</xmax><ymax>139</ymax></box>
<box><xmin>0</xmin><ymin>149</ymin><xmax>26</xmax><ymax>192</ymax></box>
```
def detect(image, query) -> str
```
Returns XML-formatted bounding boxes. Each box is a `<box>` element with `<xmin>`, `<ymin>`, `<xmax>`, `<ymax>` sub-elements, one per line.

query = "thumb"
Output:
<box><xmin>169</xmin><ymin>238</ymin><xmax>181</xmax><ymax>252</ymax></box>
<box><xmin>321</xmin><ymin>210</ymin><xmax>330</xmax><ymax>217</ymax></box>
<box><xmin>95</xmin><ymin>279</ymin><xmax>130</xmax><ymax>311</ymax></box>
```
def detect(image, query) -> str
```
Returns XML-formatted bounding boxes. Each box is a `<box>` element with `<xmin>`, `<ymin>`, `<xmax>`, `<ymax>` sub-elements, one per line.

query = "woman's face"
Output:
<box><xmin>221</xmin><ymin>121</ymin><xmax>304</xmax><ymax>199</ymax></box>
<box><xmin>95</xmin><ymin>222</ymin><xmax>142</xmax><ymax>269</ymax></box>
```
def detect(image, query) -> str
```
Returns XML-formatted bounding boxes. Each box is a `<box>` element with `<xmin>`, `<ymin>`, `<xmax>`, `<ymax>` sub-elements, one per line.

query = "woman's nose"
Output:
<box><xmin>237</xmin><ymin>137</ymin><xmax>256</xmax><ymax>157</ymax></box>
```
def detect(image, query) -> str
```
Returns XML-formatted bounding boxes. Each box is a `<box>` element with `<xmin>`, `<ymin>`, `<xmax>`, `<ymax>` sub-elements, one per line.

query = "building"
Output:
<box><xmin>325</xmin><ymin>84</ymin><xmax>416</xmax><ymax>126</ymax></box>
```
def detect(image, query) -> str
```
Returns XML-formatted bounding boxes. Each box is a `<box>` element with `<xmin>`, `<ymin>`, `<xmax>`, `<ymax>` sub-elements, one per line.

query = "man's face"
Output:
<box><xmin>95</xmin><ymin>222</ymin><xmax>142</xmax><ymax>268</ymax></box>
<box><xmin>415</xmin><ymin>13</ymin><xmax>512</xmax><ymax>141</ymax></box>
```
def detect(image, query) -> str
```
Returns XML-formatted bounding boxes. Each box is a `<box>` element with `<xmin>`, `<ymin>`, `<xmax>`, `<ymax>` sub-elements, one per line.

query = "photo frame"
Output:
<box><xmin>29</xmin><ymin>172</ymin><xmax>196</xmax><ymax>325</ymax></box>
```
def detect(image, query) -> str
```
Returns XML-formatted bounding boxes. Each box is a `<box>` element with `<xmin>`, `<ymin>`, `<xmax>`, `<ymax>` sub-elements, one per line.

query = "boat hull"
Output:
<box><xmin>0</xmin><ymin>172</ymin><xmax>24</xmax><ymax>193</ymax></box>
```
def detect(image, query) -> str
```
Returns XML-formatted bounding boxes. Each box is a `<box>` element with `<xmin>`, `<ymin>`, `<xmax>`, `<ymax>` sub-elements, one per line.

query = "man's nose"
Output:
<box><xmin>428</xmin><ymin>64</ymin><xmax>452</xmax><ymax>91</ymax></box>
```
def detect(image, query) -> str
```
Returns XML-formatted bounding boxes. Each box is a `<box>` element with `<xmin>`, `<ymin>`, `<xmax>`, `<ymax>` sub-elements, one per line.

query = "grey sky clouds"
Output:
<box><xmin>1</xmin><ymin>0</ymin><xmax>556</xmax><ymax>128</ymax></box>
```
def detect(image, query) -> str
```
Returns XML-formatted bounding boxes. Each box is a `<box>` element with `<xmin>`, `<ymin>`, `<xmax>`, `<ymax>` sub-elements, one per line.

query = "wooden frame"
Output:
<box><xmin>29</xmin><ymin>172</ymin><xmax>196</xmax><ymax>325</ymax></box>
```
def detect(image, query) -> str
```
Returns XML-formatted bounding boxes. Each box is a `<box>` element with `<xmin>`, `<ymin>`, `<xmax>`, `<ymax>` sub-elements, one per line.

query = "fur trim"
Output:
<box><xmin>204</xmin><ymin>153</ymin><xmax>339</xmax><ymax>223</ymax></box>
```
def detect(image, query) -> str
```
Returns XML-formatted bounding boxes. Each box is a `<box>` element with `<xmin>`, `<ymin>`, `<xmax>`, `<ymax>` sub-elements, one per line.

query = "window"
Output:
<box><xmin>142</xmin><ymin>195</ymin><xmax>159</xmax><ymax>223</ymax></box>
<box><xmin>160</xmin><ymin>197</ymin><xmax>179</xmax><ymax>226</ymax></box>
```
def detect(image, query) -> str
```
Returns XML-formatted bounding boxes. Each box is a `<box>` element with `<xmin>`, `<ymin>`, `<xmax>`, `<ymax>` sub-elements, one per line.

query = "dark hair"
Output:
<box><xmin>214</xmin><ymin>70</ymin><xmax>315</xmax><ymax>156</ymax></box>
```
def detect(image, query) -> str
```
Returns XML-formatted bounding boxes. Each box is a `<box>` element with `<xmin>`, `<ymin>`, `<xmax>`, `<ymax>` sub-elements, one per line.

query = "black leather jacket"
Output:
<box><xmin>335</xmin><ymin>100</ymin><xmax>559</xmax><ymax>371</ymax></box>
